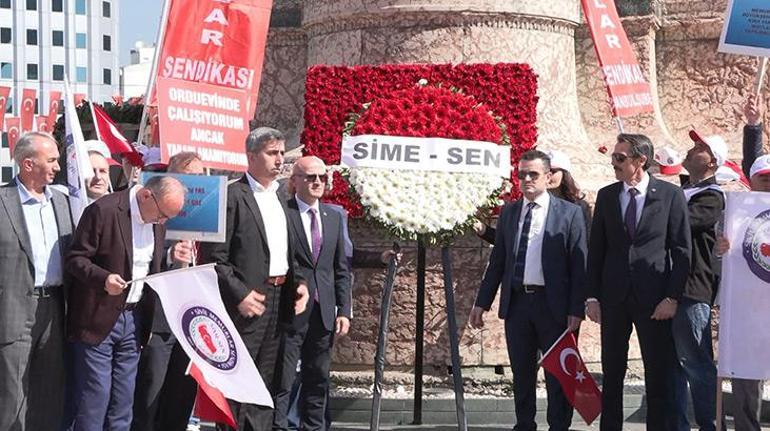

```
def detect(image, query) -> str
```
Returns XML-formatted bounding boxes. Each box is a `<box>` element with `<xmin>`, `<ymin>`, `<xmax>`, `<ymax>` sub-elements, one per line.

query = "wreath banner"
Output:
<box><xmin>341</xmin><ymin>134</ymin><xmax>511</xmax><ymax>176</ymax></box>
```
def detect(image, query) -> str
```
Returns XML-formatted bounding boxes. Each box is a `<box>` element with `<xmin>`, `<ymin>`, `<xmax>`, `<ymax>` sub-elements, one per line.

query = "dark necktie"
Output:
<box><xmin>512</xmin><ymin>202</ymin><xmax>537</xmax><ymax>290</ymax></box>
<box><xmin>309</xmin><ymin>208</ymin><xmax>322</xmax><ymax>303</ymax></box>
<box><xmin>625</xmin><ymin>188</ymin><xmax>639</xmax><ymax>240</ymax></box>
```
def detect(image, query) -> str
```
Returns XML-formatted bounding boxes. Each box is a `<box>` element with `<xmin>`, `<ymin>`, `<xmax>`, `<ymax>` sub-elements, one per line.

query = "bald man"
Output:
<box><xmin>273</xmin><ymin>156</ymin><xmax>351</xmax><ymax>431</ymax></box>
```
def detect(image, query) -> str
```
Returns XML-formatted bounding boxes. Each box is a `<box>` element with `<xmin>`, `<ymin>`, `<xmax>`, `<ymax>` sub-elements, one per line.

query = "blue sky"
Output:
<box><xmin>119</xmin><ymin>0</ymin><xmax>163</xmax><ymax>65</ymax></box>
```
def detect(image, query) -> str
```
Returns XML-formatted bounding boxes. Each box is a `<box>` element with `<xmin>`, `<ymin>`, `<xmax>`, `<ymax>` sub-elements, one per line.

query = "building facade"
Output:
<box><xmin>119</xmin><ymin>41</ymin><xmax>153</xmax><ymax>99</ymax></box>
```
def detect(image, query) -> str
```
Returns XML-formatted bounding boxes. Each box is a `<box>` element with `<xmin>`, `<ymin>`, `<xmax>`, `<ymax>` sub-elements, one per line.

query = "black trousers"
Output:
<box><xmin>600</xmin><ymin>297</ymin><xmax>675</xmax><ymax>431</ymax></box>
<box><xmin>131</xmin><ymin>332</ymin><xmax>197</xmax><ymax>431</ymax></box>
<box><xmin>504</xmin><ymin>290</ymin><xmax>573</xmax><ymax>431</ymax></box>
<box><xmin>274</xmin><ymin>303</ymin><xmax>334</xmax><ymax>431</ymax></box>
<box><xmin>219</xmin><ymin>283</ymin><xmax>283</xmax><ymax>431</ymax></box>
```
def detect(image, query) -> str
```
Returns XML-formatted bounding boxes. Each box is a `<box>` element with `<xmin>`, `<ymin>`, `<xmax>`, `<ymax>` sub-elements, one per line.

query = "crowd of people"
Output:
<box><xmin>0</xmin><ymin>93</ymin><xmax>766</xmax><ymax>431</ymax></box>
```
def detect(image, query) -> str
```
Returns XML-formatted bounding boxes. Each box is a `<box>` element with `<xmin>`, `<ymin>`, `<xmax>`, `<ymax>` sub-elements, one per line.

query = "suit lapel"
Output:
<box><xmin>0</xmin><ymin>181</ymin><xmax>33</xmax><ymax>262</ymax></box>
<box><xmin>117</xmin><ymin>190</ymin><xmax>133</xmax><ymax>274</ymax></box>
<box><xmin>238</xmin><ymin>177</ymin><xmax>270</xmax><ymax>255</ymax></box>
<box><xmin>606</xmin><ymin>182</ymin><xmax>629</xmax><ymax>240</ymax></box>
<box><xmin>508</xmin><ymin>200</ymin><xmax>523</xmax><ymax>253</ymax></box>
<box><xmin>320</xmin><ymin>205</ymin><xmax>335</xmax><ymax>264</ymax></box>
<box><xmin>288</xmin><ymin>198</ymin><xmax>312</xmax><ymax>260</ymax></box>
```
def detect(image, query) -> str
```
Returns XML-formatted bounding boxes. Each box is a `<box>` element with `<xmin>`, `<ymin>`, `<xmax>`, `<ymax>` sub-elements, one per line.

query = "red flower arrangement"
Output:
<box><xmin>302</xmin><ymin>63</ymin><xmax>539</xmax><ymax>217</ymax></box>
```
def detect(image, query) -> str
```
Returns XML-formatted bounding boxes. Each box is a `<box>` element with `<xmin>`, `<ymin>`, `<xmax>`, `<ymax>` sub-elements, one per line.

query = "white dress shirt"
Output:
<box><xmin>620</xmin><ymin>171</ymin><xmax>650</xmax><ymax>225</ymax></box>
<box><xmin>295</xmin><ymin>195</ymin><xmax>322</xmax><ymax>252</ymax></box>
<box><xmin>246</xmin><ymin>173</ymin><xmax>289</xmax><ymax>276</ymax></box>
<box><xmin>16</xmin><ymin>180</ymin><xmax>63</xmax><ymax>287</ymax></box>
<box><xmin>515</xmin><ymin>192</ymin><xmax>550</xmax><ymax>286</ymax></box>
<box><xmin>126</xmin><ymin>185</ymin><xmax>155</xmax><ymax>304</ymax></box>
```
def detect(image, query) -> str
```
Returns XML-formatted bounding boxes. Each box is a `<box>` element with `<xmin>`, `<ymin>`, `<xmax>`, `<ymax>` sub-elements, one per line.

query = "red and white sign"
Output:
<box><xmin>47</xmin><ymin>91</ymin><xmax>62</xmax><ymax>131</ymax></box>
<box><xmin>0</xmin><ymin>86</ymin><xmax>10</xmax><ymax>131</ymax></box>
<box><xmin>157</xmin><ymin>0</ymin><xmax>272</xmax><ymax>117</ymax></box>
<box><xmin>581</xmin><ymin>0</ymin><xmax>654</xmax><ymax>117</ymax></box>
<box><xmin>157</xmin><ymin>77</ymin><xmax>250</xmax><ymax>171</ymax></box>
<box><xmin>36</xmin><ymin>116</ymin><xmax>50</xmax><ymax>133</ymax></box>
<box><xmin>5</xmin><ymin>117</ymin><xmax>21</xmax><ymax>155</ymax></box>
<box><xmin>540</xmin><ymin>332</ymin><xmax>602</xmax><ymax>425</ymax></box>
<box><xmin>21</xmin><ymin>89</ymin><xmax>36</xmax><ymax>132</ymax></box>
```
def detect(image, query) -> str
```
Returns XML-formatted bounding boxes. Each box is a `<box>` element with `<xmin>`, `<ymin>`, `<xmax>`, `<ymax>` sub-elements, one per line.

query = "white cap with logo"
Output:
<box><xmin>750</xmin><ymin>154</ymin><xmax>770</xmax><ymax>178</ymax></box>
<box><xmin>689</xmin><ymin>130</ymin><xmax>728</xmax><ymax>167</ymax></box>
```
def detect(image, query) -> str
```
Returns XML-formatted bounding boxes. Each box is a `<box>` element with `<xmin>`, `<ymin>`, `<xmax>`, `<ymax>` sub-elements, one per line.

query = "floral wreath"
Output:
<box><xmin>340</xmin><ymin>82</ymin><xmax>511</xmax><ymax>245</ymax></box>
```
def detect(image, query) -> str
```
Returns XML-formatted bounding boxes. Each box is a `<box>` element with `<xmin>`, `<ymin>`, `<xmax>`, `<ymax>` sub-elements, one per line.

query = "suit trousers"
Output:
<box><xmin>600</xmin><ymin>296</ymin><xmax>675</xmax><ymax>431</ymax></box>
<box><xmin>504</xmin><ymin>290</ymin><xmax>573</xmax><ymax>431</ymax></box>
<box><xmin>0</xmin><ymin>293</ymin><xmax>65</xmax><ymax>431</ymax></box>
<box><xmin>131</xmin><ymin>332</ymin><xmax>197</xmax><ymax>431</ymax></box>
<box><xmin>217</xmin><ymin>283</ymin><xmax>283</xmax><ymax>431</ymax></box>
<box><xmin>66</xmin><ymin>309</ymin><xmax>142</xmax><ymax>431</ymax></box>
<box><xmin>731</xmin><ymin>378</ymin><xmax>763</xmax><ymax>431</ymax></box>
<box><xmin>274</xmin><ymin>303</ymin><xmax>334</xmax><ymax>431</ymax></box>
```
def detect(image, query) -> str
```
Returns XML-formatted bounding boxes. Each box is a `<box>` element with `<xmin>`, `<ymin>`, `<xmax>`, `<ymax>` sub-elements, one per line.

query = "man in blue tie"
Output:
<box><xmin>470</xmin><ymin>149</ymin><xmax>587</xmax><ymax>431</ymax></box>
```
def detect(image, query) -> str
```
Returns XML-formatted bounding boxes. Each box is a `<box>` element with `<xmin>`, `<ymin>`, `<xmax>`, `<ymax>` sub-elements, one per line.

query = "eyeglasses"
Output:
<box><xmin>150</xmin><ymin>192</ymin><xmax>172</xmax><ymax>221</ymax></box>
<box><xmin>611</xmin><ymin>153</ymin><xmax>631</xmax><ymax>163</ymax></box>
<box><xmin>516</xmin><ymin>171</ymin><xmax>542</xmax><ymax>180</ymax></box>
<box><xmin>303</xmin><ymin>174</ymin><xmax>328</xmax><ymax>183</ymax></box>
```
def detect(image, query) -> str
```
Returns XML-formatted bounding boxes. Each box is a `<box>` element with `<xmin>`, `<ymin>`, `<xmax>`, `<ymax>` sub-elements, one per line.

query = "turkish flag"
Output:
<box><xmin>540</xmin><ymin>332</ymin><xmax>602</xmax><ymax>425</ymax></box>
<box><xmin>188</xmin><ymin>362</ymin><xmax>236</xmax><ymax>428</ymax></box>
<box><xmin>5</xmin><ymin>117</ymin><xmax>21</xmax><ymax>155</ymax></box>
<box><xmin>20</xmin><ymin>88</ymin><xmax>37</xmax><ymax>132</ymax></box>
<box><xmin>91</xmin><ymin>103</ymin><xmax>143</xmax><ymax>167</ymax></box>
<box><xmin>0</xmin><ymin>86</ymin><xmax>10</xmax><ymax>130</ymax></box>
<box><xmin>36</xmin><ymin>116</ymin><xmax>50</xmax><ymax>133</ymax></box>
<box><xmin>47</xmin><ymin>91</ymin><xmax>62</xmax><ymax>131</ymax></box>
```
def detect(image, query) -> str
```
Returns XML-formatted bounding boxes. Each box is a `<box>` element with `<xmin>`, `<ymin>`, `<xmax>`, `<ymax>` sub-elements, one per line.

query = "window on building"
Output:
<box><xmin>52</xmin><ymin>0</ymin><xmax>63</xmax><ymax>12</ymax></box>
<box><xmin>27</xmin><ymin>63</ymin><xmax>38</xmax><ymax>80</ymax></box>
<box><xmin>26</xmin><ymin>29</ymin><xmax>38</xmax><ymax>45</ymax></box>
<box><xmin>103</xmin><ymin>35</ymin><xmax>111</xmax><ymax>51</ymax></box>
<box><xmin>0</xmin><ymin>62</ymin><xmax>12</xmax><ymax>79</ymax></box>
<box><xmin>26</xmin><ymin>0</ymin><xmax>36</xmax><ymax>11</ymax></box>
<box><xmin>0</xmin><ymin>27</ymin><xmax>10</xmax><ymax>44</ymax></box>
<box><xmin>76</xmin><ymin>33</ymin><xmax>86</xmax><ymax>49</ymax></box>
<box><xmin>1</xmin><ymin>167</ymin><xmax>12</xmax><ymax>183</ymax></box>
<box><xmin>4</xmin><ymin>96</ymin><xmax>11</xmax><ymax>113</ymax></box>
<box><xmin>0</xmin><ymin>0</ymin><xmax>10</xmax><ymax>9</ymax></box>
<box><xmin>53</xmin><ymin>64</ymin><xmax>64</xmax><ymax>81</ymax></box>
<box><xmin>1</xmin><ymin>134</ymin><xmax>7</xmax><ymax>149</ymax></box>
<box><xmin>76</xmin><ymin>66</ymin><xmax>87</xmax><ymax>83</ymax></box>
<box><xmin>102</xmin><ymin>1</ymin><xmax>111</xmax><ymax>17</ymax></box>
<box><xmin>52</xmin><ymin>30</ymin><xmax>63</xmax><ymax>46</ymax></box>
<box><xmin>103</xmin><ymin>68</ymin><xmax>112</xmax><ymax>85</ymax></box>
<box><xmin>75</xmin><ymin>0</ymin><xmax>86</xmax><ymax>14</ymax></box>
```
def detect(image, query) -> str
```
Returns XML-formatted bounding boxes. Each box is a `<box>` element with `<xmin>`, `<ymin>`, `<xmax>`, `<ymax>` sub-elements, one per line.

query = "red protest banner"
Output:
<box><xmin>158</xmin><ymin>0</ymin><xmax>272</xmax><ymax>116</ymax></box>
<box><xmin>21</xmin><ymin>89</ymin><xmax>36</xmax><ymax>132</ymax></box>
<box><xmin>5</xmin><ymin>117</ymin><xmax>21</xmax><ymax>155</ymax></box>
<box><xmin>47</xmin><ymin>91</ymin><xmax>62</xmax><ymax>131</ymax></box>
<box><xmin>157</xmin><ymin>77</ymin><xmax>250</xmax><ymax>171</ymax></box>
<box><xmin>0</xmin><ymin>86</ymin><xmax>10</xmax><ymax>131</ymax></box>
<box><xmin>581</xmin><ymin>0</ymin><xmax>654</xmax><ymax>117</ymax></box>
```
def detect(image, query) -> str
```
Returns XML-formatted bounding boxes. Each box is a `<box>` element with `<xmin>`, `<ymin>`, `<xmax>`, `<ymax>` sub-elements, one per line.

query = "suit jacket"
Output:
<box><xmin>200</xmin><ymin>176</ymin><xmax>301</xmax><ymax>334</ymax></box>
<box><xmin>0</xmin><ymin>179</ymin><xmax>73</xmax><ymax>344</ymax></box>
<box><xmin>476</xmin><ymin>196</ymin><xmax>588</xmax><ymax>324</ymax></box>
<box><xmin>587</xmin><ymin>175</ymin><xmax>692</xmax><ymax>307</ymax></box>
<box><xmin>286</xmin><ymin>198</ymin><xmax>352</xmax><ymax>332</ymax></box>
<box><xmin>66</xmin><ymin>189</ymin><xmax>165</xmax><ymax>346</ymax></box>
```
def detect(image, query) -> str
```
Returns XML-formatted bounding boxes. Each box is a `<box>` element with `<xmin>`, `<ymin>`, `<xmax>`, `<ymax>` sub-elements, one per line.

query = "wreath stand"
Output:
<box><xmin>370</xmin><ymin>239</ymin><xmax>468</xmax><ymax>431</ymax></box>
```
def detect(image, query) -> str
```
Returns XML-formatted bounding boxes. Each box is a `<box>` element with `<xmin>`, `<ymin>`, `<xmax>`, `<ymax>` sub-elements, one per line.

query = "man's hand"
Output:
<box><xmin>585</xmin><ymin>301</ymin><xmax>601</xmax><ymax>323</ymax></box>
<box><xmin>469</xmin><ymin>306</ymin><xmax>486</xmax><ymax>329</ymax></box>
<box><xmin>567</xmin><ymin>315</ymin><xmax>582</xmax><ymax>332</ymax></box>
<box><xmin>335</xmin><ymin>316</ymin><xmax>350</xmax><ymax>336</ymax></box>
<box><xmin>295</xmin><ymin>283</ymin><xmax>309</xmax><ymax>315</ymax></box>
<box><xmin>473</xmin><ymin>220</ymin><xmax>487</xmax><ymax>236</ymax></box>
<box><xmin>716</xmin><ymin>236</ymin><xmax>731</xmax><ymax>256</ymax></box>
<box><xmin>237</xmin><ymin>290</ymin><xmax>266</xmax><ymax>318</ymax></box>
<box><xmin>380</xmin><ymin>249</ymin><xmax>402</xmax><ymax>265</ymax></box>
<box><xmin>104</xmin><ymin>274</ymin><xmax>127</xmax><ymax>296</ymax></box>
<box><xmin>171</xmin><ymin>241</ymin><xmax>193</xmax><ymax>265</ymax></box>
<box><xmin>744</xmin><ymin>93</ymin><xmax>762</xmax><ymax>126</ymax></box>
<box><xmin>651</xmin><ymin>298</ymin><xmax>677</xmax><ymax>320</ymax></box>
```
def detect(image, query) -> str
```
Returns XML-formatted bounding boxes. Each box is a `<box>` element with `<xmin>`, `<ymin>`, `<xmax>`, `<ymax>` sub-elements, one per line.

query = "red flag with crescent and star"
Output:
<box><xmin>20</xmin><ymin>88</ymin><xmax>37</xmax><ymax>132</ymax></box>
<box><xmin>5</xmin><ymin>117</ymin><xmax>21</xmax><ymax>155</ymax></box>
<box><xmin>47</xmin><ymin>91</ymin><xmax>62</xmax><ymax>131</ymax></box>
<box><xmin>0</xmin><ymin>86</ymin><xmax>10</xmax><ymax>130</ymax></box>
<box><xmin>540</xmin><ymin>331</ymin><xmax>602</xmax><ymax>425</ymax></box>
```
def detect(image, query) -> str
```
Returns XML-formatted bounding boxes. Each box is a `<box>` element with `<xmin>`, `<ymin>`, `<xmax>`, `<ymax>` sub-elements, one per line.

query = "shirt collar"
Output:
<box><xmin>246</xmin><ymin>173</ymin><xmax>279</xmax><ymax>193</ymax></box>
<box><xmin>623</xmin><ymin>171</ymin><xmax>650</xmax><ymax>195</ymax></box>
<box><xmin>295</xmin><ymin>194</ymin><xmax>320</xmax><ymax>214</ymax></box>
<box><xmin>16</xmin><ymin>178</ymin><xmax>52</xmax><ymax>205</ymax></box>
<box><xmin>523</xmin><ymin>190</ymin><xmax>550</xmax><ymax>209</ymax></box>
<box><xmin>129</xmin><ymin>185</ymin><xmax>149</xmax><ymax>225</ymax></box>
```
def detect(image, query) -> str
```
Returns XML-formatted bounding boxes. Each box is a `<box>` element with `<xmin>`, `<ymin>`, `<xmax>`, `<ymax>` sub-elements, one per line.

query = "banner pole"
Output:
<box><xmin>136</xmin><ymin>0</ymin><xmax>171</xmax><ymax>148</ymax></box>
<box><xmin>440</xmin><ymin>246</ymin><xmax>468</xmax><ymax>431</ymax></box>
<box><xmin>755</xmin><ymin>57</ymin><xmax>768</xmax><ymax>97</ymax></box>
<box><xmin>614</xmin><ymin>116</ymin><xmax>625</xmax><ymax>134</ymax></box>
<box><xmin>715</xmin><ymin>376</ymin><xmax>723</xmax><ymax>431</ymax></box>
<box><xmin>87</xmin><ymin>100</ymin><xmax>102</xmax><ymax>142</ymax></box>
<box><xmin>412</xmin><ymin>240</ymin><xmax>426</xmax><ymax>425</ymax></box>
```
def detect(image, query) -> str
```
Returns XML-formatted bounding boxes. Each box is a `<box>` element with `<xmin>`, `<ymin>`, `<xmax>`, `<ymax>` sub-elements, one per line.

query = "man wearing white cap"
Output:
<box><xmin>668</xmin><ymin>131</ymin><xmax>727</xmax><ymax>431</ymax></box>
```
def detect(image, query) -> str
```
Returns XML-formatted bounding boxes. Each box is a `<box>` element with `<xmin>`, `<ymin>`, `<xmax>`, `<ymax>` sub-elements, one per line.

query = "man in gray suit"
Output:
<box><xmin>0</xmin><ymin>132</ymin><xmax>73</xmax><ymax>430</ymax></box>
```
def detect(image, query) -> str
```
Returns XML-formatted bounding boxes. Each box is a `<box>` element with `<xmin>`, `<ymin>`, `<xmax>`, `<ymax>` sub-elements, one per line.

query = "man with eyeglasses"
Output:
<box><xmin>64</xmin><ymin>175</ymin><xmax>186</xmax><ymax>431</ymax></box>
<box><xmin>273</xmin><ymin>156</ymin><xmax>351</xmax><ymax>430</ymax></box>
<box><xmin>470</xmin><ymin>150</ymin><xmax>587</xmax><ymax>431</ymax></box>
<box><xmin>586</xmin><ymin>133</ymin><xmax>691</xmax><ymax>430</ymax></box>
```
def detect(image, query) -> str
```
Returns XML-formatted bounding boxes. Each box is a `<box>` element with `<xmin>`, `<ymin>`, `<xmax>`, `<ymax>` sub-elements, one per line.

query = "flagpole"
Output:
<box><xmin>136</xmin><ymin>0</ymin><xmax>171</xmax><ymax>149</ymax></box>
<box><xmin>755</xmin><ymin>57</ymin><xmax>768</xmax><ymax>97</ymax></box>
<box><xmin>87</xmin><ymin>100</ymin><xmax>103</xmax><ymax>142</ymax></box>
<box><xmin>538</xmin><ymin>328</ymin><xmax>572</xmax><ymax>365</ymax></box>
<box><xmin>614</xmin><ymin>116</ymin><xmax>625</xmax><ymax>134</ymax></box>
<box><xmin>715</xmin><ymin>376</ymin><xmax>723</xmax><ymax>431</ymax></box>
<box><xmin>124</xmin><ymin>263</ymin><xmax>216</xmax><ymax>286</ymax></box>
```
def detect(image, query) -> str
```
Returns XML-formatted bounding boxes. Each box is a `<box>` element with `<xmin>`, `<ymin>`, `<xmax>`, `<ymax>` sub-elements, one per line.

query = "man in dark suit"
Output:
<box><xmin>65</xmin><ymin>175</ymin><xmax>186</xmax><ymax>431</ymax></box>
<box><xmin>586</xmin><ymin>133</ymin><xmax>691</xmax><ymax>431</ymax></box>
<box><xmin>273</xmin><ymin>156</ymin><xmax>351</xmax><ymax>431</ymax></box>
<box><xmin>0</xmin><ymin>132</ymin><xmax>73</xmax><ymax>430</ymax></box>
<box><xmin>200</xmin><ymin>127</ymin><xmax>309</xmax><ymax>431</ymax></box>
<box><xmin>470</xmin><ymin>150</ymin><xmax>587</xmax><ymax>431</ymax></box>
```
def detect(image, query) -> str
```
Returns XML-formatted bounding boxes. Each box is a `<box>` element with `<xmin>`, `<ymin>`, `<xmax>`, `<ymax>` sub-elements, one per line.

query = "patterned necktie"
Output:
<box><xmin>625</xmin><ymin>188</ymin><xmax>639</xmax><ymax>240</ymax></box>
<box><xmin>512</xmin><ymin>202</ymin><xmax>537</xmax><ymax>290</ymax></box>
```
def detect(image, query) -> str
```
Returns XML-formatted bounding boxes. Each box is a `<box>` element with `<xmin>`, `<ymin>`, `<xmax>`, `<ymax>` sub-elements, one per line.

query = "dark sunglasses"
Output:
<box><xmin>303</xmin><ymin>174</ymin><xmax>328</xmax><ymax>183</ymax></box>
<box><xmin>516</xmin><ymin>171</ymin><xmax>542</xmax><ymax>180</ymax></box>
<box><xmin>611</xmin><ymin>153</ymin><xmax>632</xmax><ymax>163</ymax></box>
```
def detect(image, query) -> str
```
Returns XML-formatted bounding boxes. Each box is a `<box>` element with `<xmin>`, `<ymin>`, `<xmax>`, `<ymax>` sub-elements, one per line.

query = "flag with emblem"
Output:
<box><xmin>63</xmin><ymin>76</ymin><xmax>94</xmax><ymax>224</ymax></box>
<box><xmin>540</xmin><ymin>331</ymin><xmax>602</xmax><ymax>425</ymax></box>
<box><xmin>47</xmin><ymin>91</ymin><xmax>62</xmax><ymax>131</ymax></box>
<box><xmin>5</xmin><ymin>117</ymin><xmax>21</xmax><ymax>155</ymax></box>
<box><xmin>0</xmin><ymin>86</ymin><xmax>10</xmax><ymax>130</ymax></box>
<box><xmin>20</xmin><ymin>88</ymin><xmax>36</xmax><ymax>132</ymax></box>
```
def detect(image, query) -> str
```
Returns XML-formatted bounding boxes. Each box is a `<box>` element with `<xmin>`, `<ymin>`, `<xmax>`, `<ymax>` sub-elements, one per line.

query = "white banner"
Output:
<box><xmin>718</xmin><ymin>191</ymin><xmax>770</xmax><ymax>379</ymax></box>
<box><xmin>340</xmin><ymin>134</ymin><xmax>511</xmax><ymax>177</ymax></box>
<box><xmin>143</xmin><ymin>264</ymin><xmax>273</xmax><ymax>407</ymax></box>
